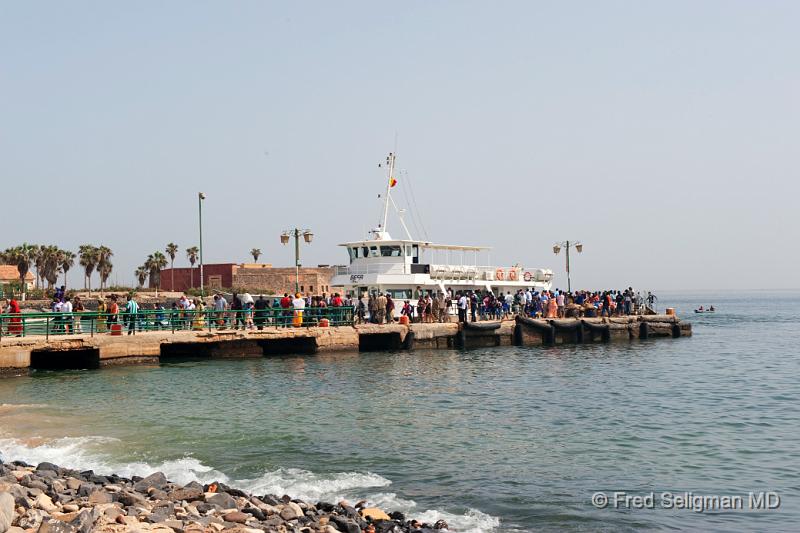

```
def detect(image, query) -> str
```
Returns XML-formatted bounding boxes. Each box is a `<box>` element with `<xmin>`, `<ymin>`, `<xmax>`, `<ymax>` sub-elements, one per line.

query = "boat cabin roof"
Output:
<box><xmin>338</xmin><ymin>239</ymin><xmax>490</xmax><ymax>252</ymax></box>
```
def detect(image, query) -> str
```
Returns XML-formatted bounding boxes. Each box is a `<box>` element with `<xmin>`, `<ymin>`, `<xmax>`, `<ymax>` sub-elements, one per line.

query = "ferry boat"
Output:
<box><xmin>330</xmin><ymin>153</ymin><xmax>554</xmax><ymax>300</ymax></box>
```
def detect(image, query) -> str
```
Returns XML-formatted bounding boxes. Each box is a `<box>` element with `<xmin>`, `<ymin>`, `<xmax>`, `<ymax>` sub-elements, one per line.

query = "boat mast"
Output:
<box><xmin>380</xmin><ymin>152</ymin><xmax>396</xmax><ymax>237</ymax></box>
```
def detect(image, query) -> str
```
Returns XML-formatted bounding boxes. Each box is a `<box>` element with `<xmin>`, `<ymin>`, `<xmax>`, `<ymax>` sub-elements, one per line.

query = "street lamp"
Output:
<box><xmin>281</xmin><ymin>228</ymin><xmax>313</xmax><ymax>293</ymax></box>
<box><xmin>553</xmin><ymin>240</ymin><xmax>583</xmax><ymax>293</ymax></box>
<box><xmin>198</xmin><ymin>192</ymin><xmax>206</xmax><ymax>295</ymax></box>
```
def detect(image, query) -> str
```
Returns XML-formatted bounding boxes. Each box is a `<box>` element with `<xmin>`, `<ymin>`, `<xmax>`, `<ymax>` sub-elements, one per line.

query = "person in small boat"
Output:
<box><xmin>709</xmin><ymin>305</ymin><xmax>715</xmax><ymax>312</ymax></box>
<box><xmin>698</xmin><ymin>305</ymin><xmax>704</xmax><ymax>312</ymax></box>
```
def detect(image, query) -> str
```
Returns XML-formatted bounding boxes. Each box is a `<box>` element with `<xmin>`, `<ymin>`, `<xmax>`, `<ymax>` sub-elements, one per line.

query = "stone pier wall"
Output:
<box><xmin>0</xmin><ymin>315</ymin><xmax>690</xmax><ymax>376</ymax></box>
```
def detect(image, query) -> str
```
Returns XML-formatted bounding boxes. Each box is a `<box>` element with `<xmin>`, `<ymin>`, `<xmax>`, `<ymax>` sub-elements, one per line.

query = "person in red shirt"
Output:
<box><xmin>279</xmin><ymin>293</ymin><xmax>292</xmax><ymax>327</ymax></box>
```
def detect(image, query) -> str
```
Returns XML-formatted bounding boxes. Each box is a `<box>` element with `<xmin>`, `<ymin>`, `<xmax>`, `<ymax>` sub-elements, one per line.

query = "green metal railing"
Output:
<box><xmin>0</xmin><ymin>307</ymin><xmax>355</xmax><ymax>340</ymax></box>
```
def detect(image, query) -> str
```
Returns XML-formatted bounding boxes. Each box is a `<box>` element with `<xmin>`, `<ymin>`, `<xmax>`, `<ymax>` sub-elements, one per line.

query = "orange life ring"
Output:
<box><xmin>508</xmin><ymin>269</ymin><xmax>518</xmax><ymax>281</ymax></box>
<box><xmin>495</xmin><ymin>268</ymin><xmax>505</xmax><ymax>281</ymax></box>
<box><xmin>523</xmin><ymin>271</ymin><xmax>532</xmax><ymax>282</ymax></box>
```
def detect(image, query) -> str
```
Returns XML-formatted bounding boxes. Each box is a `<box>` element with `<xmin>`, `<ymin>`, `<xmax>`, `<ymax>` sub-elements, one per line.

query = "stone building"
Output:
<box><xmin>156</xmin><ymin>263</ymin><xmax>338</xmax><ymax>295</ymax></box>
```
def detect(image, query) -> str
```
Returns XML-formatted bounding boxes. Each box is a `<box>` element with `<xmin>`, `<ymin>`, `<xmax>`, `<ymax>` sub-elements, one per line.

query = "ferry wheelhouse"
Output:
<box><xmin>330</xmin><ymin>152</ymin><xmax>554</xmax><ymax>300</ymax></box>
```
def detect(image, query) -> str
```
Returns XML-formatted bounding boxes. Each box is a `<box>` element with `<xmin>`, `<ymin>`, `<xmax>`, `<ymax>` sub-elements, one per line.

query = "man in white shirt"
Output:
<box><xmin>458</xmin><ymin>293</ymin><xmax>468</xmax><ymax>323</ymax></box>
<box><xmin>61</xmin><ymin>298</ymin><xmax>73</xmax><ymax>334</ymax></box>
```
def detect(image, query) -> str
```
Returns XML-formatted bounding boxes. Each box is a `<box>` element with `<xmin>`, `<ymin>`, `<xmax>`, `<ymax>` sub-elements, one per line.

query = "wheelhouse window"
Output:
<box><xmin>347</xmin><ymin>248</ymin><xmax>357</xmax><ymax>262</ymax></box>
<box><xmin>380</xmin><ymin>245</ymin><xmax>402</xmax><ymax>257</ymax></box>
<box><xmin>369</xmin><ymin>246</ymin><xmax>379</xmax><ymax>257</ymax></box>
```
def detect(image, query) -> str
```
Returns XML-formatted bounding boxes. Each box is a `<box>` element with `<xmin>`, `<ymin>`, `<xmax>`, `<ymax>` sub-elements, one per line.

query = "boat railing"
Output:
<box><xmin>335</xmin><ymin>263</ymin><xmax>408</xmax><ymax>276</ymax></box>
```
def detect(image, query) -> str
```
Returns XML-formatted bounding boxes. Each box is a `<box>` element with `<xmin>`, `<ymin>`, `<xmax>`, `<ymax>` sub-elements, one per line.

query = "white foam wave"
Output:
<box><xmin>0</xmin><ymin>437</ymin><xmax>500</xmax><ymax>532</ymax></box>
<box><xmin>239</xmin><ymin>467</ymin><xmax>391</xmax><ymax>502</ymax></box>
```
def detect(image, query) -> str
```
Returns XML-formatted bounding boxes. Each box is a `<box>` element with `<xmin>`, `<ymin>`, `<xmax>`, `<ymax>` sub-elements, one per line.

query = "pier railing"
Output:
<box><xmin>0</xmin><ymin>307</ymin><xmax>355</xmax><ymax>340</ymax></box>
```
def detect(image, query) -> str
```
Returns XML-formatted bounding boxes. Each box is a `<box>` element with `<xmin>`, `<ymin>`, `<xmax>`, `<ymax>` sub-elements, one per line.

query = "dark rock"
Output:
<box><xmin>185</xmin><ymin>481</ymin><xmax>203</xmax><ymax>490</ymax></box>
<box><xmin>261</xmin><ymin>494</ymin><xmax>281</xmax><ymax>506</ymax></box>
<box><xmin>331</xmin><ymin>515</ymin><xmax>361</xmax><ymax>533</ymax></box>
<box><xmin>36</xmin><ymin>469</ymin><xmax>58</xmax><ymax>479</ymax></box>
<box><xmin>21</xmin><ymin>477</ymin><xmax>48</xmax><ymax>491</ymax></box>
<box><xmin>88</xmin><ymin>474</ymin><xmax>110</xmax><ymax>485</ymax></box>
<box><xmin>12</xmin><ymin>460</ymin><xmax>31</xmax><ymax>467</ymax></box>
<box><xmin>297</xmin><ymin>515</ymin><xmax>313</xmax><ymax>526</ymax></box>
<box><xmin>69</xmin><ymin>508</ymin><xmax>100</xmax><ymax>533</ymax></box>
<box><xmin>280</xmin><ymin>506</ymin><xmax>298</xmax><ymax>521</ymax></box>
<box><xmin>243</xmin><ymin>506</ymin><xmax>266</xmax><ymax>520</ymax></box>
<box><xmin>388</xmin><ymin>511</ymin><xmax>405</xmax><ymax>521</ymax></box>
<box><xmin>281</xmin><ymin>494</ymin><xmax>292</xmax><ymax>503</ymax></box>
<box><xmin>77</xmin><ymin>483</ymin><xmax>97</xmax><ymax>497</ymax></box>
<box><xmin>376</xmin><ymin>521</ymin><xmax>402</xmax><ymax>533</ymax></box>
<box><xmin>35</xmin><ymin>461</ymin><xmax>60</xmax><ymax>473</ymax></box>
<box><xmin>38</xmin><ymin>519</ymin><xmax>77</xmax><ymax>533</ymax></box>
<box><xmin>133</xmin><ymin>471</ymin><xmax>168</xmax><ymax>492</ymax></box>
<box><xmin>262</xmin><ymin>516</ymin><xmax>284</xmax><ymax>527</ymax></box>
<box><xmin>433</xmin><ymin>520</ymin><xmax>449</xmax><ymax>530</ymax></box>
<box><xmin>194</xmin><ymin>502</ymin><xmax>213</xmax><ymax>514</ymax></box>
<box><xmin>341</xmin><ymin>505</ymin><xmax>359</xmax><ymax>519</ymax></box>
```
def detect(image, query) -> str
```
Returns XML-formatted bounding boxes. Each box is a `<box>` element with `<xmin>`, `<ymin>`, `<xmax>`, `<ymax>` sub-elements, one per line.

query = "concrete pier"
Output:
<box><xmin>0</xmin><ymin>315</ymin><xmax>690</xmax><ymax>376</ymax></box>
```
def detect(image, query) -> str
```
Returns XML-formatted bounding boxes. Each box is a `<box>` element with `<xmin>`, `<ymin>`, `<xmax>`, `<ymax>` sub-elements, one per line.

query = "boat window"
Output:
<box><xmin>380</xmin><ymin>246</ymin><xmax>402</xmax><ymax>257</ymax></box>
<box><xmin>347</xmin><ymin>248</ymin><xmax>356</xmax><ymax>262</ymax></box>
<box><xmin>388</xmin><ymin>289</ymin><xmax>412</xmax><ymax>300</ymax></box>
<box><xmin>412</xmin><ymin>245</ymin><xmax>419</xmax><ymax>264</ymax></box>
<box><xmin>362</xmin><ymin>246</ymin><xmax>370</xmax><ymax>258</ymax></box>
<box><xmin>369</xmin><ymin>246</ymin><xmax>379</xmax><ymax>257</ymax></box>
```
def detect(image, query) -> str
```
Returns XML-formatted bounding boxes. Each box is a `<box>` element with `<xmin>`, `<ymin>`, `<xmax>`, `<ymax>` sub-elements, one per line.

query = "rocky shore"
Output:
<box><xmin>0</xmin><ymin>460</ymin><xmax>449</xmax><ymax>533</ymax></box>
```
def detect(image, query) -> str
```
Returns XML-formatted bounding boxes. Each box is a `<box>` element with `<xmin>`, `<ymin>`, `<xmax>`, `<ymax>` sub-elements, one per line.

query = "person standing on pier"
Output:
<box><xmin>458</xmin><ymin>292</ymin><xmax>468</xmax><ymax>323</ymax></box>
<box><xmin>125</xmin><ymin>294</ymin><xmax>139</xmax><ymax>335</ymax></box>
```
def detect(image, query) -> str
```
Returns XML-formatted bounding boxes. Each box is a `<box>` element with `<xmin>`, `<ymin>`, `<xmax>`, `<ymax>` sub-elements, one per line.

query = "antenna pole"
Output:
<box><xmin>380</xmin><ymin>152</ymin><xmax>395</xmax><ymax>236</ymax></box>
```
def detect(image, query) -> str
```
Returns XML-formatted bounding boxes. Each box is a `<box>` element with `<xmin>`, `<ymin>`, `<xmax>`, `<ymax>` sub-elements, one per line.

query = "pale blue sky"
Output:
<box><xmin>2</xmin><ymin>1</ymin><xmax>798</xmax><ymax>290</ymax></box>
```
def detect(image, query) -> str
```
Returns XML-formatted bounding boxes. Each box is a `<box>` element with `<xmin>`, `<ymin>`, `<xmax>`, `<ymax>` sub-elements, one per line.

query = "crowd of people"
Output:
<box><xmin>360</xmin><ymin>286</ymin><xmax>658</xmax><ymax>324</ymax></box>
<box><xmin>1</xmin><ymin>286</ymin><xmax>659</xmax><ymax>337</ymax></box>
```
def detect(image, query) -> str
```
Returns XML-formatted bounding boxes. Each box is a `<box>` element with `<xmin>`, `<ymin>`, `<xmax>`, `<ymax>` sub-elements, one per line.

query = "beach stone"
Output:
<box><xmin>34</xmin><ymin>493</ymin><xmax>58</xmax><ymax>513</ymax></box>
<box><xmin>360</xmin><ymin>508</ymin><xmax>390</xmax><ymax>521</ymax></box>
<box><xmin>222</xmin><ymin>511</ymin><xmax>248</xmax><ymax>524</ymax></box>
<box><xmin>38</xmin><ymin>519</ymin><xmax>77</xmax><ymax>533</ymax></box>
<box><xmin>134</xmin><ymin>473</ymin><xmax>168</xmax><ymax>493</ymax></box>
<box><xmin>117</xmin><ymin>491</ymin><xmax>147</xmax><ymax>507</ymax></box>
<box><xmin>70</xmin><ymin>508</ymin><xmax>100</xmax><ymax>533</ymax></box>
<box><xmin>241</xmin><ymin>507</ymin><xmax>264</xmax><ymax>521</ymax></box>
<box><xmin>1</xmin><ymin>491</ymin><xmax>15</xmax><ymax>533</ymax></box>
<box><xmin>168</xmin><ymin>488</ymin><xmax>203</xmax><ymax>503</ymax></box>
<box><xmin>286</xmin><ymin>501</ymin><xmax>304</xmax><ymax>518</ymax></box>
<box><xmin>62</xmin><ymin>504</ymin><xmax>79</xmax><ymax>513</ymax></box>
<box><xmin>279</xmin><ymin>507</ymin><xmax>297</xmax><ymax>521</ymax></box>
<box><xmin>22</xmin><ymin>478</ymin><xmax>48</xmax><ymax>492</ymax></box>
<box><xmin>18</xmin><ymin>508</ymin><xmax>47</xmax><ymax>530</ymax></box>
<box><xmin>89</xmin><ymin>490</ymin><xmax>114</xmax><ymax>504</ymax></box>
<box><xmin>65</xmin><ymin>479</ymin><xmax>82</xmax><ymax>491</ymax></box>
<box><xmin>204</xmin><ymin>493</ymin><xmax>236</xmax><ymax>510</ymax></box>
<box><xmin>321</xmin><ymin>526</ymin><xmax>338</xmax><ymax>533</ymax></box>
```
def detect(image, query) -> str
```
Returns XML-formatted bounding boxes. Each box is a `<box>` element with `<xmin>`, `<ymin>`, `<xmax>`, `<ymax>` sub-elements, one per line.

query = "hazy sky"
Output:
<box><xmin>2</xmin><ymin>1</ymin><xmax>798</xmax><ymax>291</ymax></box>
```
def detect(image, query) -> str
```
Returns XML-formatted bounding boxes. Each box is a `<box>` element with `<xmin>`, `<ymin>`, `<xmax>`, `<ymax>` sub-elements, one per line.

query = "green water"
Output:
<box><xmin>1</xmin><ymin>291</ymin><xmax>798</xmax><ymax>532</ymax></box>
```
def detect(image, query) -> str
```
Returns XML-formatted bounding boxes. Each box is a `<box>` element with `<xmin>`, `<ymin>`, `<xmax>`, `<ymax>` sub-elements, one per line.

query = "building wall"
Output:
<box><xmin>155</xmin><ymin>264</ymin><xmax>237</xmax><ymax>292</ymax></box>
<box><xmin>155</xmin><ymin>264</ymin><xmax>337</xmax><ymax>295</ymax></box>
<box><xmin>233</xmin><ymin>267</ymin><xmax>335</xmax><ymax>295</ymax></box>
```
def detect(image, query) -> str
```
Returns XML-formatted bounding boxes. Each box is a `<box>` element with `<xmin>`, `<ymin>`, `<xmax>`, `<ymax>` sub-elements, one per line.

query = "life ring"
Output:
<box><xmin>523</xmin><ymin>271</ymin><xmax>532</xmax><ymax>282</ymax></box>
<box><xmin>495</xmin><ymin>268</ymin><xmax>505</xmax><ymax>281</ymax></box>
<box><xmin>508</xmin><ymin>269</ymin><xmax>518</xmax><ymax>281</ymax></box>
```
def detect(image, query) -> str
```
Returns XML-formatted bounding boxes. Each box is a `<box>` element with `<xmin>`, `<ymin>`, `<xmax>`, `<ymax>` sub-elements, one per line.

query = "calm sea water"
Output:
<box><xmin>1</xmin><ymin>291</ymin><xmax>798</xmax><ymax>532</ymax></box>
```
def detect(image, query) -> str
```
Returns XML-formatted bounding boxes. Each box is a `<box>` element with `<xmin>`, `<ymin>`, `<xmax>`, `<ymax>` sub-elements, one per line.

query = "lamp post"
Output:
<box><xmin>552</xmin><ymin>240</ymin><xmax>583</xmax><ymax>293</ymax></box>
<box><xmin>281</xmin><ymin>229</ymin><xmax>313</xmax><ymax>294</ymax></box>
<box><xmin>198</xmin><ymin>192</ymin><xmax>206</xmax><ymax>295</ymax></box>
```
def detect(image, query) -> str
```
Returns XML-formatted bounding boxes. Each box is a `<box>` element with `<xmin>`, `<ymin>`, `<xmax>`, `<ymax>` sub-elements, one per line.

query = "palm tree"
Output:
<box><xmin>42</xmin><ymin>245</ymin><xmax>63</xmax><ymax>288</ymax></box>
<box><xmin>165</xmin><ymin>242</ymin><xmax>178</xmax><ymax>291</ymax></box>
<box><xmin>60</xmin><ymin>250</ymin><xmax>76</xmax><ymax>289</ymax></box>
<box><xmin>135</xmin><ymin>266</ymin><xmax>148</xmax><ymax>288</ymax></box>
<box><xmin>145</xmin><ymin>251</ymin><xmax>168</xmax><ymax>295</ymax></box>
<box><xmin>78</xmin><ymin>244</ymin><xmax>100</xmax><ymax>292</ymax></box>
<box><xmin>186</xmin><ymin>246</ymin><xmax>199</xmax><ymax>288</ymax></box>
<box><xmin>1</xmin><ymin>243</ymin><xmax>37</xmax><ymax>300</ymax></box>
<box><xmin>33</xmin><ymin>245</ymin><xmax>45</xmax><ymax>289</ymax></box>
<box><xmin>96</xmin><ymin>246</ymin><xmax>113</xmax><ymax>292</ymax></box>
<box><xmin>250</xmin><ymin>248</ymin><xmax>262</xmax><ymax>263</ymax></box>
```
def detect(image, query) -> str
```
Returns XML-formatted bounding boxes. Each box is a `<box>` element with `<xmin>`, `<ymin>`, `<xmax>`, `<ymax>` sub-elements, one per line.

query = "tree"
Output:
<box><xmin>135</xmin><ymin>266</ymin><xmax>148</xmax><ymax>288</ymax></box>
<box><xmin>145</xmin><ymin>251</ymin><xmax>168</xmax><ymax>294</ymax></box>
<box><xmin>41</xmin><ymin>246</ymin><xmax>63</xmax><ymax>288</ymax></box>
<box><xmin>33</xmin><ymin>245</ymin><xmax>45</xmax><ymax>289</ymax></box>
<box><xmin>97</xmin><ymin>246</ymin><xmax>113</xmax><ymax>291</ymax></box>
<box><xmin>165</xmin><ymin>242</ymin><xmax>178</xmax><ymax>291</ymax></box>
<box><xmin>1</xmin><ymin>243</ymin><xmax>37</xmax><ymax>299</ymax></box>
<box><xmin>78</xmin><ymin>244</ymin><xmax>100</xmax><ymax>291</ymax></box>
<box><xmin>250</xmin><ymin>248</ymin><xmax>262</xmax><ymax>263</ymax></box>
<box><xmin>60</xmin><ymin>250</ymin><xmax>76</xmax><ymax>289</ymax></box>
<box><xmin>186</xmin><ymin>246</ymin><xmax>199</xmax><ymax>288</ymax></box>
